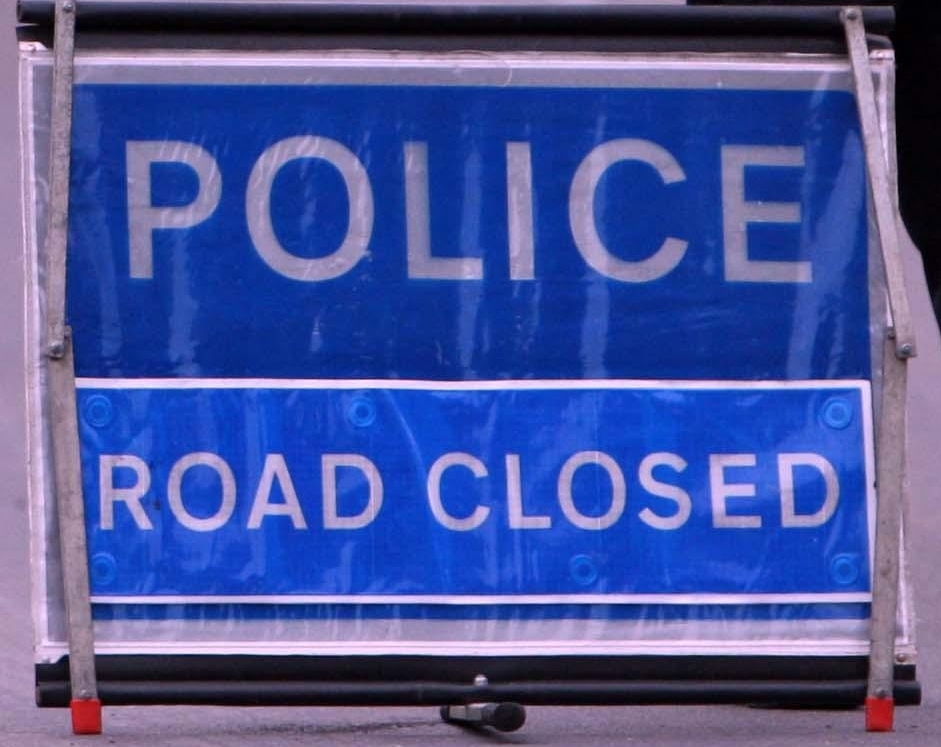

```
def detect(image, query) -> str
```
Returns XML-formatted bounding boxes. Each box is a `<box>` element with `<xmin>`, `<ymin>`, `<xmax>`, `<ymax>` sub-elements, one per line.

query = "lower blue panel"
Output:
<box><xmin>78</xmin><ymin>381</ymin><xmax>873</xmax><ymax>607</ymax></box>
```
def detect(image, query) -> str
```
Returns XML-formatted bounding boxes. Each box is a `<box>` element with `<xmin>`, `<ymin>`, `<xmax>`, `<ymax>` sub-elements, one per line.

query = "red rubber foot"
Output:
<box><xmin>70</xmin><ymin>698</ymin><xmax>103</xmax><ymax>735</ymax></box>
<box><xmin>865</xmin><ymin>696</ymin><xmax>895</xmax><ymax>732</ymax></box>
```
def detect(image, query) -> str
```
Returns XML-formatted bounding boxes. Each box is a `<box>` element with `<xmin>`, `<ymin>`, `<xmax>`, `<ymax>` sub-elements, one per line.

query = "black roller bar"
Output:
<box><xmin>17</xmin><ymin>1</ymin><xmax>895</xmax><ymax>36</ymax></box>
<box><xmin>37</xmin><ymin>653</ymin><xmax>920</xmax><ymax>683</ymax></box>
<box><xmin>37</xmin><ymin>678</ymin><xmax>922</xmax><ymax>709</ymax></box>
<box><xmin>35</xmin><ymin>654</ymin><xmax>921</xmax><ymax>709</ymax></box>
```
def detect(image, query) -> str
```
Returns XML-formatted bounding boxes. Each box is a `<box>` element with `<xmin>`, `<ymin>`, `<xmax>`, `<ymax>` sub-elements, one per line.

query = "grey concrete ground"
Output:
<box><xmin>3</xmin><ymin>3</ymin><xmax>941</xmax><ymax>743</ymax></box>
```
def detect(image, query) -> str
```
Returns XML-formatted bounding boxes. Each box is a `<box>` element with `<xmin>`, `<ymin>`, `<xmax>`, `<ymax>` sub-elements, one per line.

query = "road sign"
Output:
<box><xmin>63</xmin><ymin>59</ymin><xmax>871</xmax><ymax>382</ymax></box>
<box><xmin>81</xmin><ymin>379</ymin><xmax>873</xmax><ymax>602</ymax></box>
<box><xmin>22</xmin><ymin>49</ymin><xmax>901</xmax><ymax>661</ymax></box>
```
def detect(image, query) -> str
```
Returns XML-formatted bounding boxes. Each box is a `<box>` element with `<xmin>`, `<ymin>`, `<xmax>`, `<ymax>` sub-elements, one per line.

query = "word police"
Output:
<box><xmin>127</xmin><ymin>137</ymin><xmax>809</xmax><ymax>284</ymax></box>
<box><xmin>99</xmin><ymin>449</ymin><xmax>839</xmax><ymax>533</ymax></box>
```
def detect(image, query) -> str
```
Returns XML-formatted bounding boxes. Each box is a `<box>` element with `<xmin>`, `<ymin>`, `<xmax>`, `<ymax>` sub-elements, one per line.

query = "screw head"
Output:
<box><xmin>829</xmin><ymin>553</ymin><xmax>861</xmax><ymax>586</ymax></box>
<box><xmin>473</xmin><ymin>674</ymin><xmax>488</xmax><ymax>688</ymax></box>
<box><xmin>347</xmin><ymin>394</ymin><xmax>377</xmax><ymax>427</ymax></box>
<box><xmin>821</xmin><ymin>398</ymin><xmax>854</xmax><ymax>430</ymax></box>
<box><xmin>569</xmin><ymin>554</ymin><xmax>599</xmax><ymax>586</ymax></box>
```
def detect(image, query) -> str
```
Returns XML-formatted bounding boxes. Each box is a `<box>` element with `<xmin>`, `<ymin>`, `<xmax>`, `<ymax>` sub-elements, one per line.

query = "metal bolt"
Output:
<box><xmin>843</xmin><ymin>7</ymin><xmax>860</xmax><ymax>22</ymax></box>
<box><xmin>62</xmin><ymin>0</ymin><xmax>75</xmax><ymax>12</ymax></box>
<box><xmin>875</xmin><ymin>687</ymin><xmax>889</xmax><ymax>699</ymax></box>
<box><xmin>47</xmin><ymin>341</ymin><xmax>66</xmax><ymax>359</ymax></box>
<box><xmin>896</xmin><ymin>653</ymin><xmax>909</xmax><ymax>664</ymax></box>
<box><xmin>822</xmin><ymin>398</ymin><xmax>854</xmax><ymax>430</ymax></box>
<box><xmin>473</xmin><ymin>674</ymin><xmax>488</xmax><ymax>688</ymax></box>
<box><xmin>898</xmin><ymin>343</ymin><xmax>915</xmax><ymax>359</ymax></box>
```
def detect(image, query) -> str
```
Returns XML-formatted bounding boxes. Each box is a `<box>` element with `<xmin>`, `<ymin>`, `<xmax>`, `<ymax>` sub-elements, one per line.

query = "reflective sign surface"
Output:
<box><xmin>66</xmin><ymin>63</ymin><xmax>870</xmax><ymax>381</ymax></box>
<box><xmin>22</xmin><ymin>50</ymin><xmax>888</xmax><ymax>658</ymax></box>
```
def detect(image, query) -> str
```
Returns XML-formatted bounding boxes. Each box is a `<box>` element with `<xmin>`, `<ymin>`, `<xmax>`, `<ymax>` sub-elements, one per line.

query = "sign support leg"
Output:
<box><xmin>842</xmin><ymin>5</ymin><xmax>915</xmax><ymax>733</ymax></box>
<box><xmin>44</xmin><ymin>0</ymin><xmax>102</xmax><ymax>735</ymax></box>
<box><xmin>866</xmin><ymin>340</ymin><xmax>908</xmax><ymax>732</ymax></box>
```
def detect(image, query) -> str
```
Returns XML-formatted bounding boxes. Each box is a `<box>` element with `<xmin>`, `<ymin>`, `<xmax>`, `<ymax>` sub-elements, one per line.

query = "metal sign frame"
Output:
<box><xmin>842</xmin><ymin>7</ymin><xmax>914</xmax><ymax>731</ymax></box>
<box><xmin>37</xmin><ymin>0</ymin><xmax>100</xmax><ymax>735</ymax></box>
<box><xmin>19</xmin><ymin>1</ymin><xmax>918</xmax><ymax>735</ymax></box>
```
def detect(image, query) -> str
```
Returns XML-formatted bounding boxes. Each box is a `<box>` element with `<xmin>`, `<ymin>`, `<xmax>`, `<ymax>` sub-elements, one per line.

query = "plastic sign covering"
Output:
<box><xmin>21</xmin><ymin>48</ymin><xmax>899</xmax><ymax>660</ymax></box>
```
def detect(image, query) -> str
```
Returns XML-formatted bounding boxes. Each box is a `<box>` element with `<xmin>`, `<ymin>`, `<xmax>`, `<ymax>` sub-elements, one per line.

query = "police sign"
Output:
<box><xmin>65</xmin><ymin>57</ymin><xmax>871</xmax><ymax>383</ymax></box>
<box><xmin>24</xmin><ymin>50</ymin><xmax>883</xmax><ymax>658</ymax></box>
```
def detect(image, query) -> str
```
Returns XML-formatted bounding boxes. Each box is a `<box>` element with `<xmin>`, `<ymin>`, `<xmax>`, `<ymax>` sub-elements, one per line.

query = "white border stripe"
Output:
<box><xmin>77</xmin><ymin>377</ymin><xmax>872</xmax><ymax>392</ymax></box>
<box><xmin>50</xmin><ymin>51</ymin><xmax>856</xmax><ymax>92</ymax></box>
<box><xmin>91</xmin><ymin>593</ymin><xmax>871</xmax><ymax>606</ymax></box>
<box><xmin>39</xmin><ymin>639</ymin><xmax>878</xmax><ymax>660</ymax></box>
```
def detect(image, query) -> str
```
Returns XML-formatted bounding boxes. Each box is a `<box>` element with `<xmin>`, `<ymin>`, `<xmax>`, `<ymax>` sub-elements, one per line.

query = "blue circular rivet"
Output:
<box><xmin>822</xmin><ymin>398</ymin><xmax>853</xmax><ymax>430</ymax></box>
<box><xmin>82</xmin><ymin>394</ymin><xmax>115</xmax><ymax>428</ymax></box>
<box><xmin>569</xmin><ymin>554</ymin><xmax>599</xmax><ymax>587</ymax></box>
<box><xmin>347</xmin><ymin>394</ymin><xmax>377</xmax><ymax>427</ymax></box>
<box><xmin>830</xmin><ymin>553</ymin><xmax>861</xmax><ymax>586</ymax></box>
<box><xmin>90</xmin><ymin>552</ymin><xmax>118</xmax><ymax>587</ymax></box>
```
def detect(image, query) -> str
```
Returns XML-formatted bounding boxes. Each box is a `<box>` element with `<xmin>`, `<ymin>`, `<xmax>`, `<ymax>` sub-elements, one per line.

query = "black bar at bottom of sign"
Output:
<box><xmin>16</xmin><ymin>1</ymin><xmax>896</xmax><ymax>37</ymax></box>
<box><xmin>34</xmin><ymin>655</ymin><xmax>921</xmax><ymax>709</ymax></box>
<box><xmin>36</xmin><ymin>678</ymin><xmax>923</xmax><ymax>709</ymax></box>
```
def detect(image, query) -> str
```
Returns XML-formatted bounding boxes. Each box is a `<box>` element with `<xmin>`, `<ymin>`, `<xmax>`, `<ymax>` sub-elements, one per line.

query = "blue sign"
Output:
<box><xmin>59</xmin><ymin>61</ymin><xmax>876</xmax><ymax>618</ymax></box>
<box><xmin>79</xmin><ymin>381</ymin><xmax>872</xmax><ymax>602</ymax></box>
<box><xmin>66</xmin><ymin>78</ymin><xmax>869</xmax><ymax>381</ymax></box>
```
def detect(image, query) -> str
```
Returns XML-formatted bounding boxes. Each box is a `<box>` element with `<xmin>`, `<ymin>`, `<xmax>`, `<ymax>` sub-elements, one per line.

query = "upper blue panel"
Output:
<box><xmin>66</xmin><ymin>80</ymin><xmax>869</xmax><ymax>381</ymax></box>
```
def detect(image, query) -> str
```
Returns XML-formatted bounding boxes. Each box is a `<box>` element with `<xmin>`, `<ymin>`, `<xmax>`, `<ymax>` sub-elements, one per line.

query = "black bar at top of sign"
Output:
<box><xmin>16</xmin><ymin>2</ymin><xmax>895</xmax><ymax>36</ymax></box>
